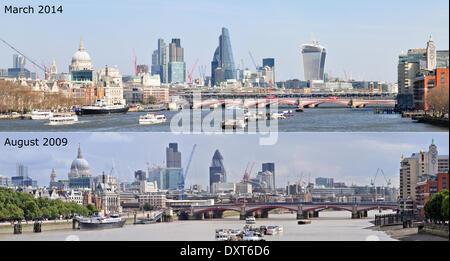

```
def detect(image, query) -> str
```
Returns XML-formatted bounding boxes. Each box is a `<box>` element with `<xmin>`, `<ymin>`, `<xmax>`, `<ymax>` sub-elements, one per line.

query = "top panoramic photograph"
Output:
<box><xmin>0</xmin><ymin>0</ymin><xmax>448</xmax><ymax>132</ymax></box>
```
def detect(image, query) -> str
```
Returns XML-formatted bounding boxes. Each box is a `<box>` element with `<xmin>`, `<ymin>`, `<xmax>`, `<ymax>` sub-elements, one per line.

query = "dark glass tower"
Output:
<box><xmin>166</xmin><ymin>143</ymin><xmax>181</xmax><ymax>168</ymax></box>
<box><xmin>209</xmin><ymin>150</ymin><xmax>227</xmax><ymax>192</ymax></box>
<box><xmin>211</xmin><ymin>27</ymin><xmax>236</xmax><ymax>86</ymax></box>
<box><xmin>262</xmin><ymin>163</ymin><xmax>275</xmax><ymax>189</ymax></box>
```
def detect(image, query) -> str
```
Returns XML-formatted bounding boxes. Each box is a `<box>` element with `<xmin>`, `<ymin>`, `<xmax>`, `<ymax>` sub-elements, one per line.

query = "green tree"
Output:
<box><xmin>442</xmin><ymin>195</ymin><xmax>449</xmax><ymax>221</ymax></box>
<box><xmin>86</xmin><ymin>203</ymin><xmax>99</xmax><ymax>215</ymax></box>
<box><xmin>6</xmin><ymin>203</ymin><xmax>24</xmax><ymax>221</ymax></box>
<box><xmin>23</xmin><ymin>200</ymin><xmax>42</xmax><ymax>220</ymax></box>
<box><xmin>424</xmin><ymin>192</ymin><xmax>445</xmax><ymax>223</ymax></box>
<box><xmin>142</xmin><ymin>203</ymin><xmax>154</xmax><ymax>211</ymax></box>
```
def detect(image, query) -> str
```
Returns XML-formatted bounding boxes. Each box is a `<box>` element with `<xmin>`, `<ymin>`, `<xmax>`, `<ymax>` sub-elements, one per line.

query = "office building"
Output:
<box><xmin>397</xmin><ymin>36</ymin><xmax>449</xmax><ymax>110</ymax></box>
<box><xmin>211</xmin><ymin>27</ymin><xmax>236</xmax><ymax>86</ymax></box>
<box><xmin>0</xmin><ymin>175</ymin><xmax>11</xmax><ymax>187</ymax></box>
<box><xmin>262</xmin><ymin>163</ymin><xmax>276</xmax><ymax>189</ymax></box>
<box><xmin>209</xmin><ymin>150</ymin><xmax>227</xmax><ymax>192</ymax></box>
<box><xmin>166</xmin><ymin>143</ymin><xmax>181</xmax><ymax>168</ymax></box>
<box><xmin>163</xmin><ymin>168</ymin><xmax>183</xmax><ymax>190</ymax></box>
<box><xmin>13</xmin><ymin>54</ymin><xmax>25</xmax><ymax>69</ymax></box>
<box><xmin>262</xmin><ymin>58</ymin><xmax>275</xmax><ymax>84</ymax></box>
<box><xmin>415</xmin><ymin>172</ymin><xmax>449</xmax><ymax>214</ymax></box>
<box><xmin>399</xmin><ymin>140</ymin><xmax>449</xmax><ymax>202</ymax></box>
<box><xmin>301</xmin><ymin>40</ymin><xmax>327</xmax><ymax>81</ymax></box>
<box><xmin>134</xmin><ymin>170</ymin><xmax>147</xmax><ymax>182</ymax></box>
<box><xmin>168</xmin><ymin>62</ymin><xmax>186</xmax><ymax>83</ymax></box>
<box><xmin>315</xmin><ymin>177</ymin><xmax>334</xmax><ymax>188</ymax></box>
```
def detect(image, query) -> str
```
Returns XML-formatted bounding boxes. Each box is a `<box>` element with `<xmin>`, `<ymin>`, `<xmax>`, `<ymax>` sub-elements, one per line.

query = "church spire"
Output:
<box><xmin>79</xmin><ymin>36</ymin><xmax>85</xmax><ymax>51</ymax></box>
<box><xmin>77</xmin><ymin>143</ymin><xmax>83</xmax><ymax>159</ymax></box>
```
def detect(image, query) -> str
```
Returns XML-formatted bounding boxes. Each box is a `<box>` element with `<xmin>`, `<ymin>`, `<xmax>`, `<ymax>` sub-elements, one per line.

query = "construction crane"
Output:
<box><xmin>132</xmin><ymin>49</ymin><xmax>138</xmax><ymax>76</ymax></box>
<box><xmin>242</xmin><ymin>162</ymin><xmax>256</xmax><ymax>183</ymax></box>
<box><xmin>179</xmin><ymin>144</ymin><xmax>197</xmax><ymax>200</ymax></box>
<box><xmin>248</xmin><ymin>51</ymin><xmax>259</xmax><ymax>71</ymax></box>
<box><xmin>0</xmin><ymin>37</ymin><xmax>48</xmax><ymax>76</ymax></box>
<box><xmin>371</xmin><ymin>168</ymin><xmax>391</xmax><ymax>187</ymax></box>
<box><xmin>187</xmin><ymin>59</ymin><xmax>199</xmax><ymax>84</ymax></box>
<box><xmin>241</xmin><ymin>162</ymin><xmax>250</xmax><ymax>183</ymax></box>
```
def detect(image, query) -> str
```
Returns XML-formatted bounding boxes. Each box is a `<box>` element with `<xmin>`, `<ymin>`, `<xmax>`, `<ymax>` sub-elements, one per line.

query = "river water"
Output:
<box><xmin>0</xmin><ymin>210</ymin><xmax>396</xmax><ymax>241</ymax></box>
<box><xmin>0</xmin><ymin>108</ymin><xmax>445</xmax><ymax>132</ymax></box>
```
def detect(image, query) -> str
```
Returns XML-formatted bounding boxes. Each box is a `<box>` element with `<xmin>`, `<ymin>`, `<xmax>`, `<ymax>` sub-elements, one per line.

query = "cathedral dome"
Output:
<box><xmin>69</xmin><ymin>37</ymin><xmax>94</xmax><ymax>72</ymax></box>
<box><xmin>68</xmin><ymin>144</ymin><xmax>91</xmax><ymax>178</ymax></box>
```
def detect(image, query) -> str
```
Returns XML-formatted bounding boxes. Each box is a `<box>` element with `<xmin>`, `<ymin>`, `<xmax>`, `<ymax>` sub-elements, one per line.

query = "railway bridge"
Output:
<box><xmin>176</xmin><ymin>202</ymin><xmax>399</xmax><ymax>220</ymax></box>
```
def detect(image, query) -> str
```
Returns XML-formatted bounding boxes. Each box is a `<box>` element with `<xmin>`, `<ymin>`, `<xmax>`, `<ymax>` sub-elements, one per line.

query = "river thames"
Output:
<box><xmin>0</xmin><ymin>108</ymin><xmax>446</xmax><ymax>132</ymax></box>
<box><xmin>0</xmin><ymin>211</ymin><xmax>397</xmax><ymax>241</ymax></box>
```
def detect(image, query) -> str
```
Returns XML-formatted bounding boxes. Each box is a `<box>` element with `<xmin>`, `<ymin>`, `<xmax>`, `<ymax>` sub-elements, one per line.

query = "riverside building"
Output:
<box><xmin>399</xmin><ymin>140</ymin><xmax>449</xmax><ymax>203</ymax></box>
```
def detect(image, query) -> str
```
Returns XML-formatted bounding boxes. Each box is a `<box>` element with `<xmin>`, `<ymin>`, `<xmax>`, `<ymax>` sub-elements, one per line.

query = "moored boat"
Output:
<box><xmin>78</xmin><ymin>212</ymin><xmax>126</xmax><ymax>230</ymax></box>
<box><xmin>31</xmin><ymin>110</ymin><xmax>53</xmax><ymax>120</ymax></box>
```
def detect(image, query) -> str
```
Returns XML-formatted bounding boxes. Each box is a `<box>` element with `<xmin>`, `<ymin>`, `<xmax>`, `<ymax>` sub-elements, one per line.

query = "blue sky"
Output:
<box><xmin>0</xmin><ymin>0</ymin><xmax>448</xmax><ymax>82</ymax></box>
<box><xmin>0</xmin><ymin>133</ymin><xmax>448</xmax><ymax>188</ymax></box>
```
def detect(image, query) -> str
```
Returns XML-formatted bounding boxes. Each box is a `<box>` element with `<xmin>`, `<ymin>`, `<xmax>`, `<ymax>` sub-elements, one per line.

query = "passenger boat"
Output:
<box><xmin>282</xmin><ymin>110</ymin><xmax>294</xmax><ymax>117</ymax></box>
<box><xmin>269</xmin><ymin>113</ymin><xmax>286</xmax><ymax>120</ymax></box>
<box><xmin>31</xmin><ymin>110</ymin><xmax>53</xmax><ymax>120</ymax></box>
<box><xmin>221</xmin><ymin>119</ymin><xmax>246</xmax><ymax>129</ymax></box>
<box><xmin>266</xmin><ymin>226</ymin><xmax>278</xmax><ymax>235</ymax></box>
<box><xmin>245</xmin><ymin>216</ymin><xmax>256</xmax><ymax>224</ymax></box>
<box><xmin>243</xmin><ymin>231</ymin><xmax>264</xmax><ymax>241</ymax></box>
<box><xmin>139</xmin><ymin>113</ymin><xmax>167</xmax><ymax>125</ymax></box>
<box><xmin>78</xmin><ymin>212</ymin><xmax>126</xmax><ymax>230</ymax></box>
<box><xmin>48</xmin><ymin>114</ymin><xmax>78</xmax><ymax>125</ymax></box>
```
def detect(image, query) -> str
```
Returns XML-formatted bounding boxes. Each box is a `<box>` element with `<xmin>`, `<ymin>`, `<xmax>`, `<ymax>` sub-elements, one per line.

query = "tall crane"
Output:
<box><xmin>132</xmin><ymin>48</ymin><xmax>138</xmax><ymax>76</ymax></box>
<box><xmin>180</xmin><ymin>144</ymin><xmax>197</xmax><ymax>200</ymax></box>
<box><xmin>0</xmin><ymin>37</ymin><xmax>48</xmax><ymax>76</ymax></box>
<box><xmin>187</xmin><ymin>59</ymin><xmax>199</xmax><ymax>84</ymax></box>
<box><xmin>241</xmin><ymin>162</ymin><xmax>250</xmax><ymax>183</ymax></box>
<box><xmin>248</xmin><ymin>51</ymin><xmax>259</xmax><ymax>71</ymax></box>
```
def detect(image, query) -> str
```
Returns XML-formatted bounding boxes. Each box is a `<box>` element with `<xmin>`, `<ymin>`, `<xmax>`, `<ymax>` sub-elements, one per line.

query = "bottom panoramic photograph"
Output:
<box><xmin>0</xmin><ymin>132</ymin><xmax>448</xmax><ymax>242</ymax></box>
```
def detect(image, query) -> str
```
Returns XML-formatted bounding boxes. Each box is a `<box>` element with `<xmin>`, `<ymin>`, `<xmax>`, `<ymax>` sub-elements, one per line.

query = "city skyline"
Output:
<box><xmin>0</xmin><ymin>132</ymin><xmax>448</xmax><ymax>189</ymax></box>
<box><xmin>1</xmin><ymin>0</ymin><xmax>448</xmax><ymax>82</ymax></box>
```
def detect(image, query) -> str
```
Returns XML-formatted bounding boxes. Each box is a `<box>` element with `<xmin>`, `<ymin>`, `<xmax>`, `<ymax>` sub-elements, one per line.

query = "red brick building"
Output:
<box><xmin>413</xmin><ymin>68</ymin><xmax>449</xmax><ymax>110</ymax></box>
<box><xmin>415</xmin><ymin>172</ymin><xmax>449</xmax><ymax>215</ymax></box>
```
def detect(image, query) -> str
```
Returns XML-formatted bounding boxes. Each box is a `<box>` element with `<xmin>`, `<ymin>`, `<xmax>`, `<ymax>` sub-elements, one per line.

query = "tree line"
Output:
<box><xmin>0</xmin><ymin>80</ymin><xmax>85</xmax><ymax>113</ymax></box>
<box><xmin>424</xmin><ymin>189</ymin><xmax>449</xmax><ymax>223</ymax></box>
<box><xmin>0</xmin><ymin>187</ymin><xmax>99</xmax><ymax>222</ymax></box>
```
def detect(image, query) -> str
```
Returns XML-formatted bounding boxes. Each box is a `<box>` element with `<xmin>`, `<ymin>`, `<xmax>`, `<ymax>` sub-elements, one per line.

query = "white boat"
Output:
<box><xmin>266</xmin><ymin>226</ymin><xmax>277</xmax><ymax>235</ymax></box>
<box><xmin>243</xmin><ymin>232</ymin><xmax>264</xmax><ymax>241</ymax></box>
<box><xmin>245</xmin><ymin>216</ymin><xmax>256</xmax><ymax>224</ymax></box>
<box><xmin>48</xmin><ymin>114</ymin><xmax>78</xmax><ymax>125</ymax></box>
<box><xmin>139</xmin><ymin>113</ymin><xmax>166</xmax><ymax>125</ymax></box>
<box><xmin>282</xmin><ymin>110</ymin><xmax>294</xmax><ymax>117</ymax></box>
<box><xmin>221</xmin><ymin>119</ymin><xmax>246</xmax><ymax>129</ymax></box>
<box><xmin>269</xmin><ymin>113</ymin><xmax>286</xmax><ymax>120</ymax></box>
<box><xmin>31</xmin><ymin>110</ymin><xmax>53</xmax><ymax>120</ymax></box>
<box><xmin>276</xmin><ymin>226</ymin><xmax>283</xmax><ymax>233</ymax></box>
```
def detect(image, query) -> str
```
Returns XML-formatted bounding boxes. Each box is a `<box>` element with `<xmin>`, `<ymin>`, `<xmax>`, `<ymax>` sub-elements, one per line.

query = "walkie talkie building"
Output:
<box><xmin>301</xmin><ymin>41</ymin><xmax>327</xmax><ymax>81</ymax></box>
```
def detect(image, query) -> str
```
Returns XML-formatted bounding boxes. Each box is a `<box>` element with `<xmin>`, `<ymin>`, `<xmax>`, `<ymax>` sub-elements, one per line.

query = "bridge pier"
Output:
<box><xmin>351</xmin><ymin>205</ymin><xmax>360</xmax><ymax>219</ymax></box>
<box><xmin>240</xmin><ymin>206</ymin><xmax>246</xmax><ymax>220</ymax></box>
<box><xmin>212</xmin><ymin>210</ymin><xmax>223</xmax><ymax>219</ymax></box>
<box><xmin>296</xmin><ymin>205</ymin><xmax>304</xmax><ymax>219</ymax></box>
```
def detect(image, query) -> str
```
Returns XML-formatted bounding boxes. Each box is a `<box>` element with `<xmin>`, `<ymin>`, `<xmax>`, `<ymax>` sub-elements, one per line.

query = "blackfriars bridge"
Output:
<box><xmin>175</xmin><ymin>202</ymin><xmax>399</xmax><ymax>220</ymax></box>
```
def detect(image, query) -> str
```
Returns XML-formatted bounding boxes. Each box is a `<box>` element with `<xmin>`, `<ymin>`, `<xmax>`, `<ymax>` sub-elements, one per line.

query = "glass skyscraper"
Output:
<box><xmin>301</xmin><ymin>41</ymin><xmax>327</xmax><ymax>81</ymax></box>
<box><xmin>211</xmin><ymin>27</ymin><xmax>236</xmax><ymax>86</ymax></box>
<box><xmin>209</xmin><ymin>149</ymin><xmax>227</xmax><ymax>192</ymax></box>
